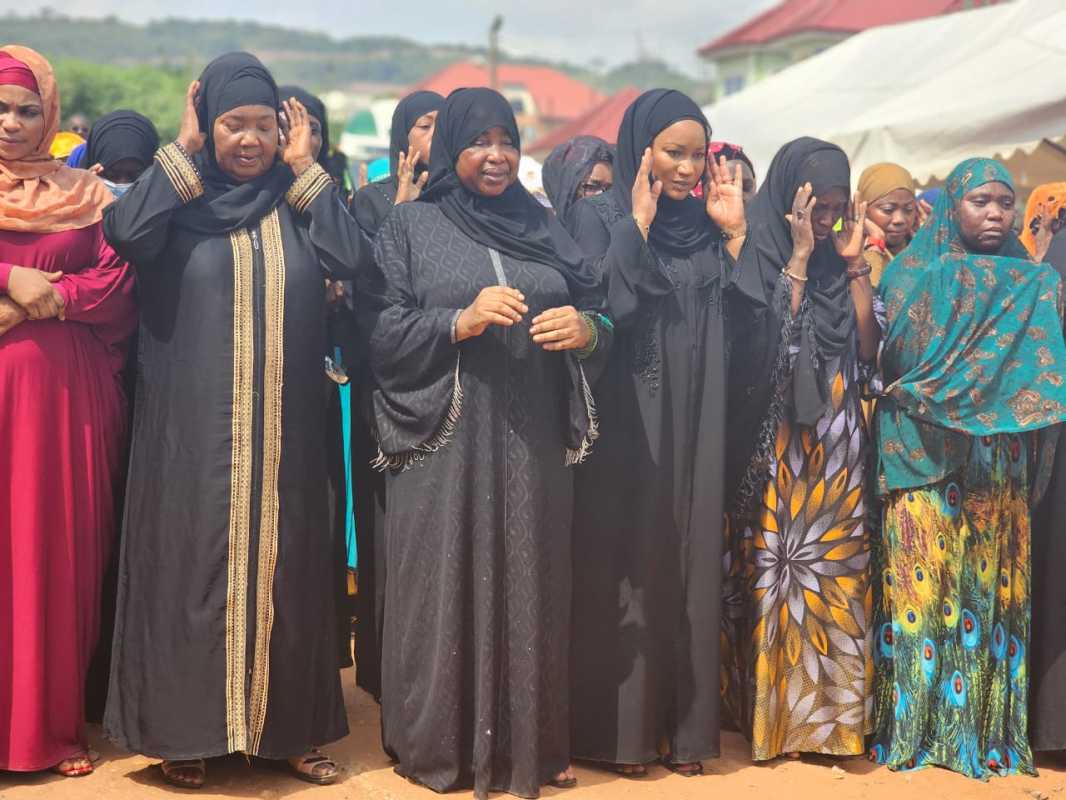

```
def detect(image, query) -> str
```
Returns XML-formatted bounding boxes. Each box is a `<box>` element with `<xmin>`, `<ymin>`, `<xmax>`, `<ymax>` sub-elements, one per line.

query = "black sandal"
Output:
<box><xmin>660</xmin><ymin>756</ymin><xmax>704</xmax><ymax>777</ymax></box>
<box><xmin>288</xmin><ymin>750</ymin><xmax>339</xmax><ymax>786</ymax></box>
<box><xmin>160</xmin><ymin>758</ymin><xmax>206</xmax><ymax>790</ymax></box>
<box><xmin>548</xmin><ymin>775</ymin><xmax>577</xmax><ymax>789</ymax></box>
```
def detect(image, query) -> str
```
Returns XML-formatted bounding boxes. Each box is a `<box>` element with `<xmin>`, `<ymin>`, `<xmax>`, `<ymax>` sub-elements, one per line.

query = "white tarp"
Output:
<box><xmin>703</xmin><ymin>0</ymin><xmax>1066</xmax><ymax>188</ymax></box>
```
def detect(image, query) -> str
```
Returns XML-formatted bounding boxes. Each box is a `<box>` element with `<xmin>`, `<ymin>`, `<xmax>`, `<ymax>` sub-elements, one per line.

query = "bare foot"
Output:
<box><xmin>52</xmin><ymin>753</ymin><xmax>93</xmax><ymax>778</ymax></box>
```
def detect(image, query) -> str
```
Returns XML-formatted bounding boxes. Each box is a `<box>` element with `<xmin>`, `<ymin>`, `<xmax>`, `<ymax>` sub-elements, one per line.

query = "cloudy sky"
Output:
<box><xmin>0</xmin><ymin>0</ymin><xmax>778</xmax><ymax>73</ymax></box>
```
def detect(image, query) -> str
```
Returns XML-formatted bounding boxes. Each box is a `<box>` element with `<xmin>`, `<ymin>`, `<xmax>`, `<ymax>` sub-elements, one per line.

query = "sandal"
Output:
<box><xmin>160</xmin><ymin>758</ymin><xmax>206</xmax><ymax>790</ymax></box>
<box><xmin>52</xmin><ymin>753</ymin><xmax>94</xmax><ymax>778</ymax></box>
<box><xmin>288</xmin><ymin>749</ymin><xmax>339</xmax><ymax>786</ymax></box>
<box><xmin>660</xmin><ymin>756</ymin><xmax>704</xmax><ymax>777</ymax></box>
<box><xmin>613</xmin><ymin>764</ymin><xmax>649</xmax><ymax>778</ymax></box>
<box><xmin>548</xmin><ymin>766</ymin><xmax>577</xmax><ymax>789</ymax></box>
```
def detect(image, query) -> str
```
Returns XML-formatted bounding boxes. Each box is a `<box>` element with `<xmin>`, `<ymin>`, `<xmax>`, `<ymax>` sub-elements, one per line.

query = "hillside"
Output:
<box><xmin>1</xmin><ymin>11</ymin><xmax>705</xmax><ymax>98</ymax></box>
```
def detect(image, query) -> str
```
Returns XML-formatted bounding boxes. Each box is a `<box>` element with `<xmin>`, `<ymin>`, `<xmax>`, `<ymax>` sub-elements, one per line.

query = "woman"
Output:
<box><xmin>352</xmin><ymin>89</ymin><xmax>442</xmax><ymax>238</ymax></box>
<box><xmin>857</xmin><ymin>162</ymin><xmax>917</xmax><ymax>286</ymax></box>
<box><xmin>870</xmin><ymin>158</ymin><xmax>1066</xmax><ymax>778</ymax></box>
<box><xmin>721</xmin><ymin>138</ymin><xmax>878</xmax><ymax>762</ymax></box>
<box><xmin>362</xmin><ymin>86</ymin><xmax>610</xmax><ymax>799</ymax></box>
<box><xmin>0</xmin><ymin>45</ymin><xmax>135</xmax><ymax>778</ymax></box>
<box><xmin>280</xmin><ymin>83</ymin><xmax>362</xmax><ymax>676</ymax></box>
<box><xmin>1019</xmin><ymin>181</ymin><xmax>1066</xmax><ymax>261</ymax></box>
<box><xmin>541</xmin><ymin>135</ymin><xmax>613</xmax><ymax>234</ymax></box>
<box><xmin>84</xmin><ymin>110</ymin><xmax>160</xmax><ymax>197</ymax></box>
<box><xmin>103</xmin><ymin>52</ymin><xmax>368</xmax><ymax>789</ymax></box>
<box><xmin>695</xmin><ymin>141</ymin><xmax>755</xmax><ymax>206</ymax></box>
<box><xmin>567</xmin><ymin>89</ymin><xmax>745</xmax><ymax>777</ymax></box>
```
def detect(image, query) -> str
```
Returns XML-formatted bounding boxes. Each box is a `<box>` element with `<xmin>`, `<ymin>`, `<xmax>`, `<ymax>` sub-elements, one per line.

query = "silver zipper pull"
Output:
<box><xmin>250</xmin><ymin>229</ymin><xmax>260</xmax><ymax>251</ymax></box>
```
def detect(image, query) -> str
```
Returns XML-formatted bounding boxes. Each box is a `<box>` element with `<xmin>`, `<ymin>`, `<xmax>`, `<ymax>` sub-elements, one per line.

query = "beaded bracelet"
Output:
<box><xmin>576</xmin><ymin>312</ymin><xmax>598</xmax><ymax>360</ymax></box>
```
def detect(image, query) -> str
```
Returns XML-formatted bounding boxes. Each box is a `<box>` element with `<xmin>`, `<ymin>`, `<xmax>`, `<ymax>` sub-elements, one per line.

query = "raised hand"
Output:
<box><xmin>705</xmin><ymin>155</ymin><xmax>746</xmax><ymax>233</ymax></box>
<box><xmin>7</xmin><ymin>266</ymin><xmax>65</xmax><ymax>320</ymax></box>
<box><xmin>631</xmin><ymin>147</ymin><xmax>662</xmax><ymax>240</ymax></box>
<box><xmin>785</xmin><ymin>182</ymin><xmax>816</xmax><ymax>261</ymax></box>
<box><xmin>394</xmin><ymin>149</ymin><xmax>429</xmax><ymax>205</ymax></box>
<box><xmin>915</xmin><ymin>197</ymin><xmax>932</xmax><ymax>234</ymax></box>
<box><xmin>530</xmin><ymin>306</ymin><xmax>591</xmax><ymax>352</ymax></box>
<box><xmin>280</xmin><ymin>98</ymin><xmax>315</xmax><ymax>176</ymax></box>
<box><xmin>176</xmin><ymin>80</ymin><xmax>205</xmax><ymax>156</ymax></box>
<box><xmin>833</xmin><ymin>192</ymin><xmax>868</xmax><ymax>264</ymax></box>
<box><xmin>1033</xmin><ymin>202</ymin><xmax>1056</xmax><ymax>262</ymax></box>
<box><xmin>863</xmin><ymin>215</ymin><xmax>886</xmax><ymax>246</ymax></box>
<box><xmin>454</xmin><ymin>286</ymin><xmax>529</xmax><ymax>342</ymax></box>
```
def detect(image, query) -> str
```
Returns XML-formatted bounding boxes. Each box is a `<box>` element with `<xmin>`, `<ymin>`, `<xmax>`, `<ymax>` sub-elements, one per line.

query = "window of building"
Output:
<box><xmin>723</xmin><ymin>75</ymin><xmax>746</xmax><ymax>96</ymax></box>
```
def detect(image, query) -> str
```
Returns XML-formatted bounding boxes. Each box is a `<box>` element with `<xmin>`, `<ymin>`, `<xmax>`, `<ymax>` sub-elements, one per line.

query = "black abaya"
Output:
<box><xmin>569</xmin><ymin>191</ymin><xmax>728</xmax><ymax>765</ymax></box>
<box><xmin>103</xmin><ymin>145</ymin><xmax>366</xmax><ymax>759</ymax></box>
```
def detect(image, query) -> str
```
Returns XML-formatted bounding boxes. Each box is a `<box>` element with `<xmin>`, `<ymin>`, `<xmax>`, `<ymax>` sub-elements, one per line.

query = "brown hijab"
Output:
<box><xmin>0</xmin><ymin>45</ymin><xmax>113</xmax><ymax>233</ymax></box>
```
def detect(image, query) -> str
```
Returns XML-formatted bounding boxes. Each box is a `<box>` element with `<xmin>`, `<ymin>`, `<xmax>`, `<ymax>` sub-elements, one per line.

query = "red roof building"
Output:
<box><xmin>410</xmin><ymin>61</ymin><xmax>606</xmax><ymax>144</ymax></box>
<box><xmin>698</xmin><ymin>0</ymin><xmax>1004</xmax><ymax>100</ymax></box>
<box><xmin>526</xmin><ymin>87</ymin><xmax>640</xmax><ymax>158</ymax></box>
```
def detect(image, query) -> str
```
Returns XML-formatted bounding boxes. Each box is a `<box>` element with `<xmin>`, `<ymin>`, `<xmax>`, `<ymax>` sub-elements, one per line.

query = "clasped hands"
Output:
<box><xmin>0</xmin><ymin>266</ymin><xmax>65</xmax><ymax>336</ymax></box>
<box><xmin>454</xmin><ymin>286</ymin><xmax>591</xmax><ymax>352</ymax></box>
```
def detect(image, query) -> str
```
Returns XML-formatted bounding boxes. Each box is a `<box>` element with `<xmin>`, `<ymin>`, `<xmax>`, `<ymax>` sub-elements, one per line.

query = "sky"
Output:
<box><xmin>0</xmin><ymin>0</ymin><xmax>779</xmax><ymax>74</ymax></box>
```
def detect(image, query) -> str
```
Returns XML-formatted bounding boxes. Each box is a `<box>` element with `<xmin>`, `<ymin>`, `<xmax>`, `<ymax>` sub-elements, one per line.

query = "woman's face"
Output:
<box><xmin>811</xmin><ymin>186</ymin><xmax>848</xmax><ymax>241</ymax></box>
<box><xmin>407</xmin><ymin>111</ymin><xmax>438</xmax><ymax>167</ymax></box>
<box><xmin>213</xmin><ymin>104</ymin><xmax>279</xmax><ymax>183</ymax></box>
<box><xmin>101</xmin><ymin>157</ymin><xmax>149</xmax><ymax>185</ymax></box>
<box><xmin>958</xmin><ymin>181</ymin><xmax>1015</xmax><ymax>253</ymax></box>
<box><xmin>578</xmin><ymin>161</ymin><xmax>613</xmax><ymax>199</ymax></box>
<box><xmin>651</xmin><ymin>119</ymin><xmax>706</xmax><ymax>201</ymax></box>
<box><xmin>867</xmin><ymin>188</ymin><xmax>917</xmax><ymax>251</ymax></box>
<box><xmin>724</xmin><ymin>158</ymin><xmax>755</xmax><ymax>205</ymax></box>
<box><xmin>454</xmin><ymin>125</ymin><xmax>519</xmax><ymax>197</ymax></box>
<box><xmin>0</xmin><ymin>84</ymin><xmax>45</xmax><ymax>162</ymax></box>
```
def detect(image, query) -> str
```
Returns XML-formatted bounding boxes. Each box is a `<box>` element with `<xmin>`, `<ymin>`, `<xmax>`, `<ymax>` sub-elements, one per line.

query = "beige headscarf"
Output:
<box><xmin>0</xmin><ymin>45</ymin><xmax>113</xmax><ymax>233</ymax></box>
<box><xmin>857</xmin><ymin>162</ymin><xmax>915</xmax><ymax>204</ymax></box>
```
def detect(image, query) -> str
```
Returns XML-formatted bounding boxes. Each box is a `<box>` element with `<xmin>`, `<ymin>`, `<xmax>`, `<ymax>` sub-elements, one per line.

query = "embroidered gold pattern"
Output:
<box><xmin>248</xmin><ymin>210</ymin><xmax>286</xmax><ymax>754</ymax></box>
<box><xmin>155</xmin><ymin>142</ymin><xmax>204</xmax><ymax>203</ymax></box>
<box><xmin>225</xmin><ymin>228</ymin><xmax>255</xmax><ymax>753</ymax></box>
<box><xmin>286</xmin><ymin>163</ymin><xmax>332</xmax><ymax>214</ymax></box>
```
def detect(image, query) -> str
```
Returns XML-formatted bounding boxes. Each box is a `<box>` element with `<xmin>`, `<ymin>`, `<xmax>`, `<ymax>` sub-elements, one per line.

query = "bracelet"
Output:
<box><xmin>847</xmin><ymin>264</ymin><xmax>873</xmax><ymax>281</ymax></box>
<box><xmin>721</xmin><ymin>225</ymin><xmax>748</xmax><ymax>240</ymax></box>
<box><xmin>575</xmin><ymin>312</ymin><xmax>598</xmax><ymax>360</ymax></box>
<box><xmin>784</xmin><ymin>269</ymin><xmax>808</xmax><ymax>283</ymax></box>
<box><xmin>865</xmin><ymin>236</ymin><xmax>886</xmax><ymax>252</ymax></box>
<box><xmin>632</xmin><ymin>215</ymin><xmax>650</xmax><ymax>239</ymax></box>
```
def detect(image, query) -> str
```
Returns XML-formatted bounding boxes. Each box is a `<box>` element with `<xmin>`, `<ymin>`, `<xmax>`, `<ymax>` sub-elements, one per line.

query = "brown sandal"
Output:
<box><xmin>288</xmin><ymin>750</ymin><xmax>339</xmax><ymax>786</ymax></box>
<box><xmin>52</xmin><ymin>753</ymin><xmax>94</xmax><ymax>778</ymax></box>
<box><xmin>160</xmin><ymin>758</ymin><xmax>206</xmax><ymax>789</ymax></box>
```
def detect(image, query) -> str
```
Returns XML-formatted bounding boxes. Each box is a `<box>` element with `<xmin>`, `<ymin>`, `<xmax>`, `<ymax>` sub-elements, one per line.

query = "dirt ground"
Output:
<box><xmin>2</xmin><ymin>668</ymin><xmax>1065</xmax><ymax>800</ymax></box>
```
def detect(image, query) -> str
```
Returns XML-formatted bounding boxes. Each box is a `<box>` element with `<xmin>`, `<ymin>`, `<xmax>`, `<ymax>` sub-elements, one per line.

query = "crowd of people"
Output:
<box><xmin>3</xmin><ymin>41</ymin><xmax>1066</xmax><ymax>799</ymax></box>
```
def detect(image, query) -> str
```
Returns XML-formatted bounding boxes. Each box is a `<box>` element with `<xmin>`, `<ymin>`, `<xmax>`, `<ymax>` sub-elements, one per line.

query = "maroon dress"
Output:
<box><xmin>0</xmin><ymin>222</ymin><xmax>135</xmax><ymax>771</ymax></box>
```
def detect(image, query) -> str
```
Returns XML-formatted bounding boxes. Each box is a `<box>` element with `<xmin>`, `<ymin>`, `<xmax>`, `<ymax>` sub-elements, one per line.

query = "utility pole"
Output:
<box><xmin>489</xmin><ymin>15</ymin><xmax>503</xmax><ymax>91</ymax></box>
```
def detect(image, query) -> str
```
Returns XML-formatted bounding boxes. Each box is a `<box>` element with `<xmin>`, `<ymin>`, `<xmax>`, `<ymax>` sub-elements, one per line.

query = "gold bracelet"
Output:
<box><xmin>721</xmin><ymin>225</ymin><xmax>748</xmax><ymax>240</ymax></box>
<box><xmin>785</xmin><ymin>269</ymin><xmax>809</xmax><ymax>283</ymax></box>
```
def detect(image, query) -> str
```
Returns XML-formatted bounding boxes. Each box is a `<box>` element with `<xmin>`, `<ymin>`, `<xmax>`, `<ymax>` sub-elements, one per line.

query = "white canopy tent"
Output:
<box><xmin>703</xmin><ymin>0</ymin><xmax>1066</xmax><ymax>193</ymax></box>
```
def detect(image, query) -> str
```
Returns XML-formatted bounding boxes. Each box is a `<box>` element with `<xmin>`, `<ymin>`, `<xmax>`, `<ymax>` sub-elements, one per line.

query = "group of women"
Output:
<box><xmin>3</xmin><ymin>41</ymin><xmax>1066</xmax><ymax>800</ymax></box>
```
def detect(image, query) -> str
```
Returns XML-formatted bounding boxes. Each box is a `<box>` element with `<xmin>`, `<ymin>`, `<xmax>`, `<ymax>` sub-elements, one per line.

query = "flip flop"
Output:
<box><xmin>160</xmin><ymin>758</ymin><xmax>206</xmax><ymax>790</ymax></box>
<box><xmin>661</xmin><ymin>756</ymin><xmax>704</xmax><ymax>777</ymax></box>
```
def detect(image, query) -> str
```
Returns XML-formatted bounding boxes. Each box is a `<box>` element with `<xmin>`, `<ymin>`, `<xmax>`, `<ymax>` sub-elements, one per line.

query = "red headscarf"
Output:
<box><xmin>0</xmin><ymin>45</ymin><xmax>113</xmax><ymax>233</ymax></box>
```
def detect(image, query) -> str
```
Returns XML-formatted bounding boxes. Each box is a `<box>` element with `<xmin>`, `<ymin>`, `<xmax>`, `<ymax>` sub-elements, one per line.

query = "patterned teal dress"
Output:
<box><xmin>871</xmin><ymin>434</ymin><xmax>1033</xmax><ymax>777</ymax></box>
<box><xmin>871</xmin><ymin>158</ymin><xmax>1066</xmax><ymax>779</ymax></box>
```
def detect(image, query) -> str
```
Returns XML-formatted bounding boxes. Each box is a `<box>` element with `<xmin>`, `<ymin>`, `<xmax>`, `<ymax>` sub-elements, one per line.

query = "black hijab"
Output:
<box><xmin>542</xmin><ymin>135</ymin><xmax>612</xmax><ymax>231</ymax></box>
<box><xmin>174</xmin><ymin>52</ymin><xmax>293</xmax><ymax>235</ymax></box>
<box><xmin>419</xmin><ymin>87</ymin><xmax>601</xmax><ymax>309</ymax></box>
<box><xmin>388</xmin><ymin>90</ymin><xmax>444</xmax><ymax>181</ymax></box>
<box><xmin>739</xmin><ymin>136</ymin><xmax>855</xmax><ymax>426</ymax></box>
<box><xmin>84</xmin><ymin>110</ymin><xmax>159</xmax><ymax>169</ymax></box>
<box><xmin>277</xmin><ymin>85</ymin><xmax>329</xmax><ymax>168</ymax></box>
<box><xmin>611</xmin><ymin>89</ymin><xmax>716</xmax><ymax>256</ymax></box>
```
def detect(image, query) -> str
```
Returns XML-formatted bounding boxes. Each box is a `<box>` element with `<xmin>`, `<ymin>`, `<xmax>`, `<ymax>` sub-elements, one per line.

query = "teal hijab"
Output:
<box><xmin>877</xmin><ymin>158</ymin><xmax>1066</xmax><ymax>494</ymax></box>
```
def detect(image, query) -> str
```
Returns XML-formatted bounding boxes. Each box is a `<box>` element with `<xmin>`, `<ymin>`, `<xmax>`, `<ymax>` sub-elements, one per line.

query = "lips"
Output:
<box><xmin>481</xmin><ymin>170</ymin><xmax>509</xmax><ymax>183</ymax></box>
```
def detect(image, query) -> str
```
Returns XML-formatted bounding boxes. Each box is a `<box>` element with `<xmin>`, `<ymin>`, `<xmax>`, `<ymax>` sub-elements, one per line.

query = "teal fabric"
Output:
<box><xmin>335</xmin><ymin>345</ymin><xmax>358</xmax><ymax>570</ymax></box>
<box><xmin>877</xmin><ymin>158</ymin><xmax>1066</xmax><ymax>494</ymax></box>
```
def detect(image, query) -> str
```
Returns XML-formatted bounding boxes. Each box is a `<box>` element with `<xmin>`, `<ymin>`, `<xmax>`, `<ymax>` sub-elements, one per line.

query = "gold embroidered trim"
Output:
<box><xmin>285</xmin><ymin>163</ymin><xmax>332</xmax><ymax>214</ymax></box>
<box><xmin>155</xmin><ymin>142</ymin><xmax>204</xmax><ymax>203</ymax></box>
<box><xmin>224</xmin><ymin>227</ymin><xmax>255</xmax><ymax>753</ymax></box>
<box><xmin>248</xmin><ymin>209</ymin><xmax>286</xmax><ymax>754</ymax></box>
